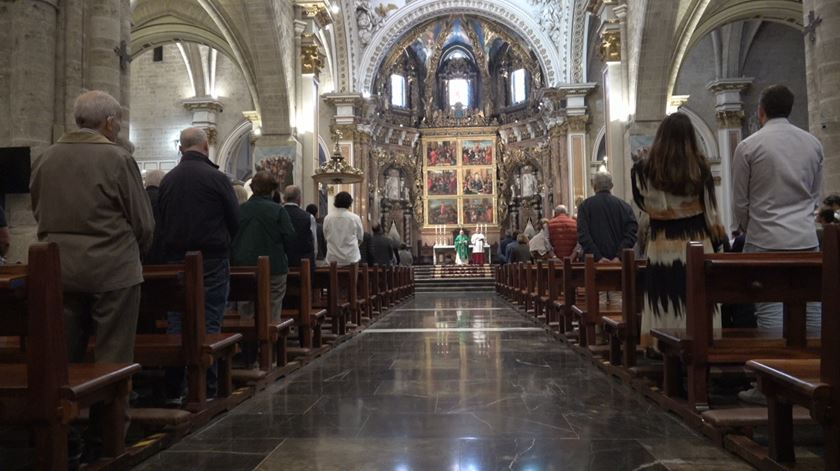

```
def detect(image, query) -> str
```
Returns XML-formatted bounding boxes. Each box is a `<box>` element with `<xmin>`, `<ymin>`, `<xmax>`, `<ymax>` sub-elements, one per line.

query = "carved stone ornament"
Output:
<box><xmin>566</xmin><ymin>115</ymin><xmax>589</xmax><ymax>133</ymax></box>
<box><xmin>529</xmin><ymin>0</ymin><xmax>572</xmax><ymax>63</ymax></box>
<box><xmin>302</xmin><ymin>4</ymin><xmax>332</xmax><ymax>28</ymax></box>
<box><xmin>599</xmin><ymin>30</ymin><xmax>621</xmax><ymax>62</ymax></box>
<box><xmin>301</xmin><ymin>44</ymin><xmax>323</xmax><ymax>75</ymax></box>
<box><xmin>205</xmin><ymin>127</ymin><xmax>218</xmax><ymax>146</ymax></box>
<box><xmin>716</xmin><ymin>110</ymin><xmax>745</xmax><ymax>129</ymax></box>
<box><xmin>357</xmin><ymin>0</ymin><xmax>565</xmax><ymax>95</ymax></box>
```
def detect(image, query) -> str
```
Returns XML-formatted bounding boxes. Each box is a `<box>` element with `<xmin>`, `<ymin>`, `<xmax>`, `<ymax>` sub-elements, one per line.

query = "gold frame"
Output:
<box><xmin>422</xmin><ymin>134</ymin><xmax>497</xmax><ymax>227</ymax></box>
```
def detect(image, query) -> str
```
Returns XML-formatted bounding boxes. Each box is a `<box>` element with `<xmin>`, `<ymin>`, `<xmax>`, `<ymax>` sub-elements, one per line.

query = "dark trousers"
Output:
<box><xmin>165</xmin><ymin>258</ymin><xmax>230</xmax><ymax>399</ymax></box>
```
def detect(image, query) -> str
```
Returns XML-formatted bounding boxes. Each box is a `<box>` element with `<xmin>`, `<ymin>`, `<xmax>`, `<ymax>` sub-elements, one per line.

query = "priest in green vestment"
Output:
<box><xmin>455</xmin><ymin>229</ymin><xmax>470</xmax><ymax>265</ymax></box>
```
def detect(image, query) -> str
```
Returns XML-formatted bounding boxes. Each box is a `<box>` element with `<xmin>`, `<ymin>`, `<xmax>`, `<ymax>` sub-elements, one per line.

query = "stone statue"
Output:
<box><xmin>384</xmin><ymin>168</ymin><xmax>402</xmax><ymax>201</ymax></box>
<box><xmin>521</xmin><ymin>165</ymin><xmax>538</xmax><ymax>198</ymax></box>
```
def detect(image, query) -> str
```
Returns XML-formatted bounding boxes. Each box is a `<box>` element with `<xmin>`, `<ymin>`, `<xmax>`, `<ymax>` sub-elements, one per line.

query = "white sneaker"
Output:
<box><xmin>738</xmin><ymin>387</ymin><xmax>767</xmax><ymax>406</ymax></box>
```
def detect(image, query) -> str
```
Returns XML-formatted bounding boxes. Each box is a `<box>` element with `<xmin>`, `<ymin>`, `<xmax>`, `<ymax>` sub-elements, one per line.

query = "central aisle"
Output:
<box><xmin>136</xmin><ymin>293</ymin><xmax>751</xmax><ymax>471</ymax></box>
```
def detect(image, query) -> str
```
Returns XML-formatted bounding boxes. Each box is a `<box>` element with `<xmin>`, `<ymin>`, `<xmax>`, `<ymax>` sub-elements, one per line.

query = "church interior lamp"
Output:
<box><xmin>313</xmin><ymin>132</ymin><xmax>363</xmax><ymax>185</ymax></box>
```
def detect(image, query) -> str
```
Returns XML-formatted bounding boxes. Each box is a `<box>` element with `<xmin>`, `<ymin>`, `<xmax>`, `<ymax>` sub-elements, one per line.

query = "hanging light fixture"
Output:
<box><xmin>312</xmin><ymin>130</ymin><xmax>364</xmax><ymax>185</ymax></box>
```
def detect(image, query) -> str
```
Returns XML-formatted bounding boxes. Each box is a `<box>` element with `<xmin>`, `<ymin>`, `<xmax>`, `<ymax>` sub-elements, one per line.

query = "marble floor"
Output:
<box><xmin>134</xmin><ymin>293</ymin><xmax>754</xmax><ymax>471</ymax></box>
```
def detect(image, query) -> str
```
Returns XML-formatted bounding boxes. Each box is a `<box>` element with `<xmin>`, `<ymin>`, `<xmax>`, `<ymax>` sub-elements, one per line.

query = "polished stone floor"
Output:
<box><xmin>134</xmin><ymin>293</ymin><xmax>754</xmax><ymax>471</ymax></box>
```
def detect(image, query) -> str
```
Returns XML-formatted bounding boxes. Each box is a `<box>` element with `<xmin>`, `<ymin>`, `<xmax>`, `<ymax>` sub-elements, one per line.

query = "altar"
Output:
<box><xmin>432</xmin><ymin>244</ymin><xmax>492</xmax><ymax>266</ymax></box>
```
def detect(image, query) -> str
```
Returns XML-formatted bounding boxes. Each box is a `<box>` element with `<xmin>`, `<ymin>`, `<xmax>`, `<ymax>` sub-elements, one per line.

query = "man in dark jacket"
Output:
<box><xmin>498</xmin><ymin>231</ymin><xmax>514</xmax><ymax>264</ymax></box>
<box><xmin>282</xmin><ymin>185</ymin><xmax>316</xmax><ymax>270</ymax></box>
<box><xmin>306</xmin><ymin>203</ymin><xmax>327</xmax><ymax>260</ymax></box>
<box><xmin>143</xmin><ymin>169</ymin><xmax>166</xmax><ymax>264</ymax></box>
<box><xmin>367</xmin><ymin>223</ymin><xmax>398</xmax><ymax>266</ymax></box>
<box><xmin>158</xmin><ymin>127</ymin><xmax>239</xmax><ymax>401</ymax></box>
<box><xmin>577</xmin><ymin>172</ymin><xmax>637</xmax><ymax>262</ymax></box>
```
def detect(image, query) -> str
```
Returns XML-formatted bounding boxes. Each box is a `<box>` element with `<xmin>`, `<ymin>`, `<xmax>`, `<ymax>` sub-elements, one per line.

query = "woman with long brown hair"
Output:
<box><xmin>631</xmin><ymin>112</ymin><xmax>726</xmax><ymax>348</ymax></box>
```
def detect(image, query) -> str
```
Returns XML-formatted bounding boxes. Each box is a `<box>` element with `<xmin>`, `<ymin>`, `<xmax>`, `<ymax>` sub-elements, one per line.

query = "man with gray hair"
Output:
<box><xmin>158</xmin><ymin>126</ymin><xmax>239</xmax><ymax>402</ymax></box>
<box><xmin>31</xmin><ymin>90</ymin><xmax>154</xmax><ymax>365</ymax></box>
<box><xmin>576</xmin><ymin>171</ymin><xmax>637</xmax><ymax>262</ymax></box>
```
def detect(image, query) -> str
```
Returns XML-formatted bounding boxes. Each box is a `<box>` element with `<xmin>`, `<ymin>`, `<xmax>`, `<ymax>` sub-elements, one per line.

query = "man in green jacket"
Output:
<box><xmin>231</xmin><ymin>171</ymin><xmax>295</xmax><ymax>322</ymax></box>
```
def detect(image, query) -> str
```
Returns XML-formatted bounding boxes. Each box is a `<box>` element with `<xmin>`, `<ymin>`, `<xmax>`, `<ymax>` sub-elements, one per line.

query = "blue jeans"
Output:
<box><xmin>165</xmin><ymin>258</ymin><xmax>230</xmax><ymax>400</ymax></box>
<box><xmin>743</xmin><ymin>244</ymin><xmax>821</xmax><ymax>331</ymax></box>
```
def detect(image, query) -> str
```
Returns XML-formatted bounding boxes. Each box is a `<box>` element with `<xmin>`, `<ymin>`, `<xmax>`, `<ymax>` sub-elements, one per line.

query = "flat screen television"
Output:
<box><xmin>0</xmin><ymin>147</ymin><xmax>31</xmax><ymax>194</ymax></box>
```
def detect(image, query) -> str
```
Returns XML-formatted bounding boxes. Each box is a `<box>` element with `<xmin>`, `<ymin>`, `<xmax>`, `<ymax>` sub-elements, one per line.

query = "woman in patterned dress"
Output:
<box><xmin>631</xmin><ymin>112</ymin><xmax>726</xmax><ymax>348</ymax></box>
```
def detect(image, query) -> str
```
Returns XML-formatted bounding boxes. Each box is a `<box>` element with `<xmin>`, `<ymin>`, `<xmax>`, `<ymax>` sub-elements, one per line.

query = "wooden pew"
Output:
<box><xmin>284</xmin><ymin>259</ymin><xmax>327</xmax><ymax>354</ymax></box>
<box><xmin>0</xmin><ymin>243</ymin><xmax>140</xmax><ymax>470</ymax></box>
<box><xmin>224</xmin><ymin>256</ymin><xmax>296</xmax><ymax>383</ymax></box>
<box><xmin>652</xmin><ymin>242</ymin><xmax>821</xmax><ymax>411</ymax></box>
<box><xmin>516</xmin><ymin>263</ymin><xmax>529</xmax><ymax>309</ymax></box>
<box><xmin>745</xmin><ymin>225</ymin><xmax>839</xmax><ymax>469</ymax></box>
<box><xmin>137</xmin><ymin>252</ymin><xmax>243</xmax><ymax>412</ymax></box>
<box><xmin>358</xmin><ymin>263</ymin><xmax>372</xmax><ymax>323</ymax></box>
<box><xmin>531</xmin><ymin>261</ymin><xmax>549</xmax><ymax>321</ymax></box>
<box><xmin>546</xmin><ymin>259</ymin><xmax>565</xmax><ymax>331</ymax></box>
<box><xmin>313</xmin><ymin>262</ymin><xmax>345</xmax><ymax>339</ymax></box>
<box><xmin>603</xmin><ymin>249</ymin><xmax>647</xmax><ymax>367</ymax></box>
<box><xmin>570</xmin><ymin>255</ymin><xmax>623</xmax><ymax>350</ymax></box>
<box><xmin>369</xmin><ymin>265</ymin><xmax>383</xmax><ymax>316</ymax></box>
<box><xmin>561</xmin><ymin>257</ymin><xmax>586</xmax><ymax>343</ymax></box>
<box><xmin>524</xmin><ymin>264</ymin><xmax>535</xmax><ymax>313</ymax></box>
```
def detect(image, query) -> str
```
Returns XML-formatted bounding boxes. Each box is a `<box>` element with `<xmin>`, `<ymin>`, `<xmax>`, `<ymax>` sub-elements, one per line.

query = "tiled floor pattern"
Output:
<box><xmin>134</xmin><ymin>292</ymin><xmax>753</xmax><ymax>471</ymax></box>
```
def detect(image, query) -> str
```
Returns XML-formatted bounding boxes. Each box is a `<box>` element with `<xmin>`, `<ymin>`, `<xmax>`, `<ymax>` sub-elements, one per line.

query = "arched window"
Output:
<box><xmin>390</xmin><ymin>74</ymin><xmax>407</xmax><ymax>108</ymax></box>
<box><xmin>448</xmin><ymin>78</ymin><xmax>470</xmax><ymax>108</ymax></box>
<box><xmin>511</xmin><ymin>68</ymin><xmax>527</xmax><ymax>105</ymax></box>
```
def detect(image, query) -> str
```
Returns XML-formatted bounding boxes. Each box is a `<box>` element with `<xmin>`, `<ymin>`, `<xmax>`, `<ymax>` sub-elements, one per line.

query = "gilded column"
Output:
<box><xmin>566</xmin><ymin>116</ymin><xmax>590</xmax><ymax>212</ymax></box>
<box><xmin>559</xmin><ymin>84</ymin><xmax>597</xmax><ymax>212</ymax></box>
<box><xmin>549</xmin><ymin>125</ymin><xmax>569</xmax><ymax>208</ymax></box>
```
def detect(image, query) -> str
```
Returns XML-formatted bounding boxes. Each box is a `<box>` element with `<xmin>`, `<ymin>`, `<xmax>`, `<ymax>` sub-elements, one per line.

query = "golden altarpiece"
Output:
<box><xmin>327</xmin><ymin>16</ymin><xmax>597</xmax><ymax>259</ymax></box>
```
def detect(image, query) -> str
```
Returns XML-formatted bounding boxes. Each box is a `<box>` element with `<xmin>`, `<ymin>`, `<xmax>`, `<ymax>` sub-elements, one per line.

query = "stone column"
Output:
<box><xmin>1</xmin><ymin>0</ymin><xmax>59</xmax><ymax>264</ymax></box>
<box><xmin>593</xmin><ymin>0</ymin><xmax>630</xmax><ymax>199</ymax></box>
<box><xmin>183</xmin><ymin>98</ymin><xmax>223</xmax><ymax>162</ymax></box>
<box><xmin>707</xmin><ymin>78</ymin><xmax>752</xmax><ymax>231</ymax></box>
<box><xmin>85</xmin><ymin>0</ymin><xmax>122</xmax><ymax>97</ymax></box>
<box><xmin>560</xmin><ymin>84</ymin><xmax>597</xmax><ymax>212</ymax></box>
<box><xmin>4</xmin><ymin>0</ymin><xmax>58</xmax><ymax>150</ymax></box>
<box><xmin>322</xmin><ymin>93</ymin><xmax>367</xmax><ymax>216</ymax></box>
<box><xmin>296</xmin><ymin>19</ymin><xmax>324</xmax><ymax>207</ymax></box>
<box><xmin>803</xmin><ymin>0</ymin><xmax>840</xmax><ymax>193</ymax></box>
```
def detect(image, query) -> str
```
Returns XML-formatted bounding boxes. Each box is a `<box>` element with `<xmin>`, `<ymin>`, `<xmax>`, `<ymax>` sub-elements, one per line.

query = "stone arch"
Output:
<box><xmin>632</xmin><ymin>0</ymin><xmax>708</xmax><ymax>123</ymax></box>
<box><xmin>357</xmin><ymin>0</ymin><xmax>569</xmax><ymax>95</ymax></box>
<box><xmin>688</xmin><ymin>0</ymin><xmax>803</xmax><ymax>51</ymax></box>
<box><xmin>131</xmin><ymin>0</ymin><xmax>263</xmax><ymax>128</ymax></box>
<box><xmin>678</xmin><ymin>106</ymin><xmax>718</xmax><ymax>160</ymax></box>
<box><xmin>217</xmin><ymin>119</ymin><xmax>253</xmax><ymax>171</ymax></box>
<box><xmin>646</xmin><ymin>0</ymin><xmax>804</xmax><ymax>119</ymax></box>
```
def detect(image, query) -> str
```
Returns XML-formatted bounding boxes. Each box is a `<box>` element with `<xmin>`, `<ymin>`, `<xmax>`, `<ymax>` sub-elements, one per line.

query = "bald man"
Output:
<box><xmin>158</xmin><ymin>126</ymin><xmax>239</xmax><ymax>402</ymax></box>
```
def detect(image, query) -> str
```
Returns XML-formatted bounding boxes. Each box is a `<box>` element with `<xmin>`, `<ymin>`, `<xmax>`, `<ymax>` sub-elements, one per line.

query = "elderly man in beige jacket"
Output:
<box><xmin>31</xmin><ymin>90</ymin><xmax>154</xmax><ymax>364</ymax></box>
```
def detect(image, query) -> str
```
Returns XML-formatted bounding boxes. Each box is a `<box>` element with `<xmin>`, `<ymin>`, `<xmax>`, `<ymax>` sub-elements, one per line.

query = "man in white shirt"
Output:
<box><xmin>731</xmin><ymin>84</ymin><xmax>823</xmax><ymax>332</ymax></box>
<box><xmin>732</xmin><ymin>85</ymin><xmax>824</xmax><ymax>406</ymax></box>
<box><xmin>323</xmin><ymin>191</ymin><xmax>364</xmax><ymax>265</ymax></box>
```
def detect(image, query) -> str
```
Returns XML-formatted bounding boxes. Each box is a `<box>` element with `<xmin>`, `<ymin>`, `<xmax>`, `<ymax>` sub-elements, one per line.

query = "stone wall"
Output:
<box><xmin>674</xmin><ymin>22</ymin><xmax>809</xmax><ymax>139</ymax></box>
<box><xmin>129</xmin><ymin>43</ymin><xmax>254</xmax><ymax>166</ymax></box>
<box><xmin>129</xmin><ymin>45</ymin><xmax>193</xmax><ymax>163</ymax></box>
<box><xmin>741</xmin><ymin>23</ymin><xmax>809</xmax><ymax>133</ymax></box>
